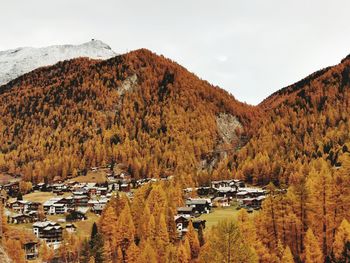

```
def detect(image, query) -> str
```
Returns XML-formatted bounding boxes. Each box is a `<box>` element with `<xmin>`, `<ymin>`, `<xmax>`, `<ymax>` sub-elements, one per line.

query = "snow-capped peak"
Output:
<box><xmin>0</xmin><ymin>39</ymin><xmax>117</xmax><ymax>86</ymax></box>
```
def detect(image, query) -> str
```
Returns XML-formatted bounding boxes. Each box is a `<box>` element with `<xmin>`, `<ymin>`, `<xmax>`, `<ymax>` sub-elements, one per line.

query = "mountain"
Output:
<box><xmin>233</xmin><ymin>54</ymin><xmax>350</xmax><ymax>185</ymax></box>
<box><xmin>0</xmin><ymin>39</ymin><xmax>117</xmax><ymax>86</ymax></box>
<box><xmin>0</xmin><ymin>48</ymin><xmax>259</xmax><ymax>184</ymax></box>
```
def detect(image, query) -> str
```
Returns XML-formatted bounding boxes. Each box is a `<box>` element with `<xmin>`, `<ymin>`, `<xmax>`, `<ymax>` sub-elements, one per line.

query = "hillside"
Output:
<box><xmin>0</xmin><ymin>39</ymin><xmax>117</xmax><ymax>86</ymax></box>
<box><xmin>0</xmin><ymin>49</ymin><xmax>259</xmax><ymax>184</ymax></box>
<box><xmin>232</xmin><ymin>54</ymin><xmax>350</xmax><ymax>185</ymax></box>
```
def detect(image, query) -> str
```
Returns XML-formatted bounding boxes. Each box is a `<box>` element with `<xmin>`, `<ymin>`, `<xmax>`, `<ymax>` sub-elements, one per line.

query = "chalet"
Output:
<box><xmin>43</xmin><ymin>198</ymin><xmax>68</xmax><ymax>215</ymax></box>
<box><xmin>185</xmin><ymin>198</ymin><xmax>212</xmax><ymax>214</ymax></box>
<box><xmin>24</xmin><ymin>241</ymin><xmax>38</xmax><ymax>260</ymax></box>
<box><xmin>33</xmin><ymin>182</ymin><xmax>44</xmax><ymax>191</ymax></box>
<box><xmin>3</xmin><ymin>181</ymin><xmax>20</xmax><ymax>197</ymax></box>
<box><xmin>8</xmin><ymin>200</ymin><xmax>29</xmax><ymax>213</ymax></box>
<box><xmin>174</xmin><ymin>216</ymin><xmax>206</xmax><ymax>237</ymax></box>
<box><xmin>236</xmin><ymin>191</ymin><xmax>250</xmax><ymax>199</ymax></box>
<box><xmin>27</xmin><ymin>201</ymin><xmax>41</xmax><ymax>213</ymax></box>
<box><xmin>197</xmin><ymin>187</ymin><xmax>212</xmax><ymax>196</ymax></box>
<box><xmin>9</xmin><ymin>213</ymin><xmax>35</xmax><ymax>224</ymax></box>
<box><xmin>33</xmin><ymin>221</ymin><xmax>63</xmax><ymax>249</ymax></box>
<box><xmin>215</xmin><ymin>186</ymin><xmax>237</xmax><ymax>198</ymax></box>
<box><xmin>89</xmin><ymin>198</ymin><xmax>108</xmax><ymax>214</ymax></box>
<box><xmin>212</xmin><ymin>197</ymin><xmax>230</xmax><ymax>207</ymax></box>
<box><xmin>174</xmin><ymin>215</ymin><xmax>190</xmax><ymax>233</ymax></box>
<box><xmin>73</xmin><ymin>195</ymin><xmax>89</xmax><ymax>207</ymax></box>
<box><xmin>177</xmin><ymin>207</ymin><xmax>194</xmax><ymax>216</ymax></box>
<box><xmin>87</xmin><ymin>186</ymin><xmax>97</xmax><ymax>197</ymax></box>
<box><xmin>7</xmin><ymin>228</ymin><xmax>39</xmax><ymax>260</ymax></box>
<box><xmin>66</xmin><ymin>210</ymin><xmax>87</xmax><ymax>221</ymax></box>
<box><xmin>73</xmin><ymin>189</ymin><xmax>89</xmax><ymax>196</ymax></box>
<box><xmin>211</xmin><ymin>179</ymin><xmax>245</xmax><ymax>189</ymax></box>
<box><xmin>97</xmin><ymin>187</ymin><xmax>108</xmax><ymax>196</ymax></box>
<box><xmin>241</xmin><ymin>196</ymin><xmax>266</xmax><ymax>208</ymax></box>
<box><xmin>237</xmin><ymin>187</ymin><xmax>266</xmax><ymax>198</ymax></box>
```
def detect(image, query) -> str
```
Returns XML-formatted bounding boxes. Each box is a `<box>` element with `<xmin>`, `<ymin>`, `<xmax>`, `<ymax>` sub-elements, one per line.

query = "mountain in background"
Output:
<box><xmin>231</xmin><ymin>54</ymin><xmax>350</xmax><ymax>185</ymax></box>
<box><xmin>0</xmin><ymin>39</ymin><xmax>117</xmax><ymax>86</ymax></box>
<box><xmin>1</xmin><ymin>39</ymin><xmax>350</xmax><ymax>188</ymax></box>
<box><xmin>0</xmin><ymin>47</ymin><xmax>259</xmax><ymax>184</ymax></box>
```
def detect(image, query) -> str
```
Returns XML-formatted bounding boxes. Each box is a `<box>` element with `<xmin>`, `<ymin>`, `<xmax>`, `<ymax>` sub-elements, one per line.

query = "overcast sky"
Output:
<box><xmin>1</xmin><ymin>0</ymin><xmax>350</xmax><ymax>105</ymax></box>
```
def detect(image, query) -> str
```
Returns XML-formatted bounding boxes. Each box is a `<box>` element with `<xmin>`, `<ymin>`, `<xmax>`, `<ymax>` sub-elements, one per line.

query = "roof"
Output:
<box><xmin>177</xmin><ymin>207</ymin><xmax>193</xmax><ymax>212</ymax></box>
<box><xmin>186</xmin><ymin>198</ymin><xmax>210</xmax><ymax>205</ymax></box>
<box><xmin>217</xmin><ymin>186</ymin><xmax>236</xmax><ymax>192</ymax></box>
<box><xmin>236</xmin><ymin>191</ymin><xmax>249</xmax><ymax>196</ymax></box>
<box><xmin>213</xmin><ymin>197</ymin><xmax>228</xmax><ymax>202</ymax></box>
<box><xmin>174</xmin><ymin>214</ymin><xmax>191</xmax><ymax>221</ymax></box>
<box><xmin>76</xmin><ymin>207</ymin><xmax>89</xmax><ymax>214</ymax></box>
<box><xmin>43</xmin><ymin>197</ymin><xmax>62</xmax><ymax>206</ymax></box>
<box><xmin>33</xmin><ymin>221</ymin><xmax>59</xmax><ymax>228</ymax></box>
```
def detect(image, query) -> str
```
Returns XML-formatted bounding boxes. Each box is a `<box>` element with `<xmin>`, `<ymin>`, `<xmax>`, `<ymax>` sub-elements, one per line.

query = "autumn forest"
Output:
<box><xmin>1</xmin><ymin>48</ymin><xmax>350</xmax><ymax>263</ymax></box>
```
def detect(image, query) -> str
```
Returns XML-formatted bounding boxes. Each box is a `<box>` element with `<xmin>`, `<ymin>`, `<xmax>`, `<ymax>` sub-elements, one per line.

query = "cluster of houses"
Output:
<box><xmin>0</xmin><ymin>167</ymin><xmax>176</xmax><ymax>259</ymax></box>
<box><xmin>174</xmin><ymin>179</ymin><xmax>267</xmax><ymax>237</ymax></box>
<box><xmin>196</xmin><ymin>179</ymin><xmax>267</xmax><ymax>210</ymax></box>
<box><xmin>175</xmin><ymin>198</ymin><xmax>210</xmax><ymax>237</ymax></box>
<box><xmin>1</xmin><ymin>168</ymin><xmax>268</xmax><ymax>260</ymax></box>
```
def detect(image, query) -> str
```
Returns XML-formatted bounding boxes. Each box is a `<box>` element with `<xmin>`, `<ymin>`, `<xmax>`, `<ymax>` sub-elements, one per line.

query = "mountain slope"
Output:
<box><xmin>233</xmin><ymin>55</ymin><xmax>350</xmax><ymax>184</ymax></box>
<box><xmin>0</xmin><ymin>49</ymin><xmax>259</xmax><ymax>184</ymax></box>
<box><xmin>0</xmin><ymin>39</ymin><xmax>117</xmax><ymax>86</ymax></box>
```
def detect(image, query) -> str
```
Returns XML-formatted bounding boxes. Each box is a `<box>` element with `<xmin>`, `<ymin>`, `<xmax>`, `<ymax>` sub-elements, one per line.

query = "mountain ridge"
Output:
<box><xmin>0</xmin><ymin>39</ymin><xmax>117</xmax><ymax>86</ymax></box>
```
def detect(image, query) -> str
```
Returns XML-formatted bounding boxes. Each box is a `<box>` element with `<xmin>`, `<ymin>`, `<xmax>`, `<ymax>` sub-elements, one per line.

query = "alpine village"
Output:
<box><xmin>0</xmin><ymin>40</ymin><xmax>350</xmax><ymax>263</ymax></box>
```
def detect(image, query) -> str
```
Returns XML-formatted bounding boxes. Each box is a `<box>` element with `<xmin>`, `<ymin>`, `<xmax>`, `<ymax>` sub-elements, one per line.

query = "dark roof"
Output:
<box><xmin>186</xmin><ymin>199</ymin><xmax>209</xmax><ymax>205</ymax></box>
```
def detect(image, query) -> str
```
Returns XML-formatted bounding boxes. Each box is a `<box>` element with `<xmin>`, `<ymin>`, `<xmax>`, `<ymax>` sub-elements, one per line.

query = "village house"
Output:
<box><xmin>7</xmin><ymin>228</ymin><xmax>39</xmax><ymax>260</ymax></box>
<box><xmin>174</xmin><ymin>214</ymin><xmax>191</xmax><ymax>235</ymax></box>
<box><xmin>196</xmin><ymin>186</ymin><xmax>212</xmax><ymax>196</ymax></box>
<box><xmin>214</xmin><ymin>186</ymin><xmax>237</xmax><ymax>199</ymax></box>
<box><xmin>185</xmin><ymin>198</ymin><xmax>212</xmax><ymax>214</ymax></box>
<box><xmin>88</xmin><ymin>198</ymin><xmax>109</xmax><ymax>214</ymax></box>
<box><xmin>212</xmin><ymin>196</ymin><xmax>230</xmax><ymax>207</ymax></box>
<box><xmin>177</xmin><ymin>207</ymin><xmax>195</xmax><ymax>216</ymax></box>
<box><xmin>43</xmin><ymin>198</ymin><xmax>68</xmax><ymax>215</ymax></box>
<box><xmin>66</xmin><ymin>209</ymin><xmax>87</xmax><ymax>221</ymax></box>
<box><xmin>9</xmin><ymin>213</ymin><xmax>35</xmax><ymax>224</ymax></box>
<box><xmin>3</xmin><ymin>181</ymin><xmax>20</xmax><ymax>197</ymax></box>
<box><xmin>33</xmin><ymin>221</ymin><xmax>63</xmax><ymax>249</ymax></box>
<box><xmin>240</xmin><ymin>196</ymin><xmax>266</xmax><ymax>209</ymax></box>
<box><xmin>73</xmin><ymin>195</ymin><xmax>89</xmax><ymax>207</ymax></box>
<box><xmin>174</xmin><ymin>215</ymin><xmax>206</xmax><ymax>237</ymax></box>
<box><xmin>24</xmin><ymin>241</ymin><xmax>39</xmax><ymax>260</ymax></box>
<box><xmin>8</xmin><ymin>200</ymin><xmax>41</xmax><ymax>214</ymax></box>
<box><xmin>236</xmin><ymin>187</ymin><xmax>266</xmax><ymax>199</ymax></box>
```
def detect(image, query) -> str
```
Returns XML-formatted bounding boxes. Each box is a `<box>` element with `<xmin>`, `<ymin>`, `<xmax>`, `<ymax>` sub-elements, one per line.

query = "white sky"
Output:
<box><xmin>1</xmin><ymin>0</ymin><xmax>350</xmax><ymax>105</ymax></box>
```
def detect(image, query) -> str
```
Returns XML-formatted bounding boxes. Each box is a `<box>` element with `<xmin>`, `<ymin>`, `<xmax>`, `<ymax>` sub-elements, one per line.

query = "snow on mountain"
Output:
<box><xmin>0</xmin><ymin>39</ymin><xmax>117</xmax><ymax>86</ymax></box>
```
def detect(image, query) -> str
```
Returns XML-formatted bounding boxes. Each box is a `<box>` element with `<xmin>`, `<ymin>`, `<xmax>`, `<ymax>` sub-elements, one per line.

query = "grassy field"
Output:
<box><xmin>198</xmin><ymin>206</ymin><xmax>257</xmax><ymax>230</ymax></box>
<box><xmin>21</xmin><ymin>191</ymin><xmax>70</xmax><ymax>203</ymax></box>
<box><xmin>11</xmin><ymin>212</ymin><xmax>99</xmax><ymax>240</ymax></box>
<box><xmin>69</xmin><ymin>170</ymin><xmax>107</xmax><ymax>184</ymax></box>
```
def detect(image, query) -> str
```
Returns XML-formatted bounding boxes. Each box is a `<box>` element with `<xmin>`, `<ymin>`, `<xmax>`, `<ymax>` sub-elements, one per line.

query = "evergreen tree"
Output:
<box><xmin>187</xmin><ymin>221</ymin><xmax>200</xmax><ymax>259</ymax></box>
<box><xmin>332</xmin><ymin>219</ymin><xmax>350</xmax><ymax>261</ymax></box>
<box><xmin>304</xmin><ymin>228</ymin><xmax>323</xmax><ymax>263</ymax></box>
<box><xmin>281</xmin><ymin>246</ymin><xmax>294</xmax><ymax>263</ymax></box>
